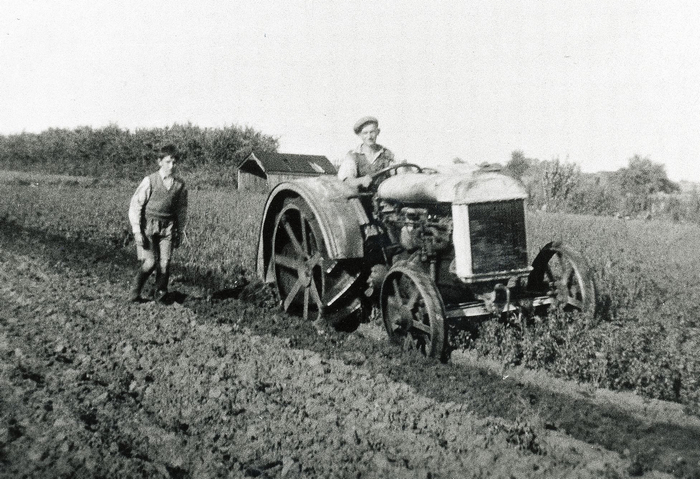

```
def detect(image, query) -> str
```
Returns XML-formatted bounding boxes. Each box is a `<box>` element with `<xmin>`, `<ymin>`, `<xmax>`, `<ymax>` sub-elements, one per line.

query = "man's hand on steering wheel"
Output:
<box><xmin>358</xmin><ymin>175</ymin><xmax>373</xmax><ymax>189</ymax></box>
<box><xmin>366</xmin><ymin>163</ymin><xmax>423</xmax><ymax>189</ymax></box>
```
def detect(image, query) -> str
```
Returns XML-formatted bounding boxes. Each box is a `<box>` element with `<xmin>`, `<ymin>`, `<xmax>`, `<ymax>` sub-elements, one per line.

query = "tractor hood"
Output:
<box><xmin>376</xmin><ymin>168</ymin><xmax>528</xmax><ymax>204</ymax></box>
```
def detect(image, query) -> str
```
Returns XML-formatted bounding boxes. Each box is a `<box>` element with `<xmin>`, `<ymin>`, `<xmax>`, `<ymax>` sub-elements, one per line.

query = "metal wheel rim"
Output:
<box><xmin>381</xmin><ymin>266</ymin><xmax>446</xmax><ymax>359</ymax></box>
<box><xmin>272</xmin><ymin>204</ymin><xmax>324</xmax><ymax>320</ymax></box>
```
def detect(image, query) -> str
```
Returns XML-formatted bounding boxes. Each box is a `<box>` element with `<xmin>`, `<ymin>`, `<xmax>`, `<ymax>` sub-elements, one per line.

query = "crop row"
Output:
<box><xmin>2</xmin><ymin>180</ymin><xmax>699</xmax><ymax>413</ymax></box>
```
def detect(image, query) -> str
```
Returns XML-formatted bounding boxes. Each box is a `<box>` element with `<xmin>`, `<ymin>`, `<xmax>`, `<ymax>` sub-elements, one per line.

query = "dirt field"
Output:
<box><xmin>2</xmin><ymin>220</ymin><xmax>700</xmax><ymax>478</ymax></box>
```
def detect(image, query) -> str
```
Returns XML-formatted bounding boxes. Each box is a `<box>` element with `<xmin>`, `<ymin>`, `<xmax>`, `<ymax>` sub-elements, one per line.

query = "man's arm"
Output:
<box><xmin>337</xmin><ymin>153</ymin><xmax>357</xmax><ymax>181</ymax></box>
<box><xmin>337</xmin><ymin>154</ymin><xmax>371</xmax><ymax>189</ymax></box>
<box><xmin>343</xmin><ymin>175</ymin><xmax>372</xmax><ymax>189</ymax></box>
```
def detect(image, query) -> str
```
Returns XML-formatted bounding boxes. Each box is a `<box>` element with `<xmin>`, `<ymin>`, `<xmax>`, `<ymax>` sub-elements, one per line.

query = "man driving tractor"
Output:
<box><xmin>337</xmin><ymin>116</ymin><xmax>397</xmax><ymax>189</ymax></box>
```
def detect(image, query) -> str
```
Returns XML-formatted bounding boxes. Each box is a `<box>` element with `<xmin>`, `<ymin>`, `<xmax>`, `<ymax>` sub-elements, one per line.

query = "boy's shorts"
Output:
<box><xmin>136</xmin><ymin>218</ymin><xmax>175</xmax><ymax>260</ymax></box>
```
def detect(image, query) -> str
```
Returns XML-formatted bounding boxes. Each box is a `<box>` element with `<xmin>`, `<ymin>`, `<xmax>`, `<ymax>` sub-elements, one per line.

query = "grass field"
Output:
<box><xmin>0</xmin><ymin>175</ymin><xmax>265</xmax><ymax>287</ymax></box>
<box><xmin>2</xmin><ymin>172</ymin><xmax>699</xmax><ymax>412</ymax></box>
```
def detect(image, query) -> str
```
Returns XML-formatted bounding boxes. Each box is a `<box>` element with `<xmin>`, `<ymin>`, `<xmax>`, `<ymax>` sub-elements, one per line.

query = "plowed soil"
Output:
<box><xmin>2</xmin><ymin>221</ymin><xmax>700</xmax><ymax>478</ymax></box>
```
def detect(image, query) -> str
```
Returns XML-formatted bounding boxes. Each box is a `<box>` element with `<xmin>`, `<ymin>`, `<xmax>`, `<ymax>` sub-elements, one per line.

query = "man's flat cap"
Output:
<box><xmin>353</xmin><ymin>116</ymin><xmax>379</xmax><ymax>134</ymax></box>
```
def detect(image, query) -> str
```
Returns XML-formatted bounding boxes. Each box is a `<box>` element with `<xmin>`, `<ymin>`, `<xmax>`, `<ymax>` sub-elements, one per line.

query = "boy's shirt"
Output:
<box><xmin>128</xmin><ymin>170</ymin><xmax>187</xmax><ymax>234</ymax></box>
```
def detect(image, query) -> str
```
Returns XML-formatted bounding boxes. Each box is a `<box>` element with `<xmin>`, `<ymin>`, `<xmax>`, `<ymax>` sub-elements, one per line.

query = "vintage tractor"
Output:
<box><xmin>256</xmin><ymin>164</ymin><xmax>596</xmax><ymax>360</ymax></box>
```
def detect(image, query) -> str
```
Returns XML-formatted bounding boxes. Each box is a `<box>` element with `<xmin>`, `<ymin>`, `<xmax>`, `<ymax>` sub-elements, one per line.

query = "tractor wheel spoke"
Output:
<box><xmin>309</xmin><ymin>277</ymin><xmax>323</xmax><ymax>309</ymax></box>
<box><xmin>307</xmin><ymin>251</ymin><xmax>322</xmax><ymax>268</ymax></box>
<box><xmin>274</xmin><ymin>253</ymin><xmax>304</xmax><ymax>271</ymax></box>
<box><xmin>282</xmin><ymin>278</ymin><xmax>304</xmax><ymax>312</ymax></box>
<box><xmin>301</xmin><ymin>217</ymin><xmax>308</xmax><ymax>256</ymax></box>
<box><xmin>545</xmin><ymin>265</ymin><xmax>556</xmax><ymax>284</ymax></box>
<box><xmin>566</xmin><ymin>296</ymin><xmax>583</xmax><ymax>310</ymax></box>
<box><xmin>563</xmin><ymin>264</ymin><xmax>575</xmax><ymax>286</ymax></box>
<box><xmin>282</xmin><ymin>219</ymin><xmax>306</xmax><ymax>258</ymax></box>
<box><xmin>407</xmin><ymin>290</ymin><xmax>420</xmax><ymax>310</ymax></box>
<box><xmin>411</xmin><ymin>320</ymin><xmax>432</xmax><ymax>334</ymax></box>
<box><xmin>392</xmin><ymin>279</ymin><xmax>402</xmax><ymax>301</ymax></box>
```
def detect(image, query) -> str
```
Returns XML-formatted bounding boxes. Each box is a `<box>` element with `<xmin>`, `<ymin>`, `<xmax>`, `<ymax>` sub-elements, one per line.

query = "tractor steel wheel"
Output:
<box><xmin>527</xmin><ymin>241</ymin><xmax>596</xmax><ymax>316</ymax></box>
<box><xmin>271</xmin><ymin>198</ymin><xmax>364</xmax><ymax>325</ymax></box>
<box><xmin>380</xmin><ymin>264</ymin><xmax>447</xmax><ymax>361</ymax></box>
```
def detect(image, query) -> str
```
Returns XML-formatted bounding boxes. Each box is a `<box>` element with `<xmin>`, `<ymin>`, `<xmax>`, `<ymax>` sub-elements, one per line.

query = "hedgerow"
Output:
<box><xmin>0</xmin><ymin>123</ymin><xmax>278</xmax><ymax>187</ymax></box>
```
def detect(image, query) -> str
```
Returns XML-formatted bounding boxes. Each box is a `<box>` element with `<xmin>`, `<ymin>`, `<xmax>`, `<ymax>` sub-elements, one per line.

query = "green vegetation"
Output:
<box><xmin>2</xmin><ymin>178</ymin><xmax>699</xmax><ymax>414</ymax></box>
<box><xmin>503</xmin><ymin>151</ymin><xmax>694</xmax><ymax>222</ymax></box>
<box><xmin>474</xmin><ymin>211</ymin><xmax>700</xmax><ymax>411</ymax></box>
<box><xmin>0</xmin><ymin>130</ymin><xmax>697</xmax><ymax>411</ymax></box>
<box><xmin>0</xmin><ymin>181</ymin><xmax>266</xmax><ymax>290</ymax></box>
<box><xmin>0</xmin><ymin>123</ymin><xmax>279</xmax><ymax>188</ymax></box>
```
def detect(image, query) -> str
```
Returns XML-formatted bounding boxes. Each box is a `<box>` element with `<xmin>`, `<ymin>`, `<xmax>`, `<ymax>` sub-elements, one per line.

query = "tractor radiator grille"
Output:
<box><xmin>468</xmin><ymin>200</ymin><xmax>527</xmax><ymax>274</ymax></box>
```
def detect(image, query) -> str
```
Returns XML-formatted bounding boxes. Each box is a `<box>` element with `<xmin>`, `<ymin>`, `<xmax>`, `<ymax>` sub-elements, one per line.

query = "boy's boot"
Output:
<box><xmin>154</xmin><ymin>270</ymin><xmax>169</xmax><ymax>302</ymax></box>
<box><xmin>130</xmin><ymin>270</ymin><xmax>150</xmax><ymax>302</ymax></box>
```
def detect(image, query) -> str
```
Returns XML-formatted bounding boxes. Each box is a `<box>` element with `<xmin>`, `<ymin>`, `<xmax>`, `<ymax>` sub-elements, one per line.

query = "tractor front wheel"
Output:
<box><xmin>527</xmin><ymin>241</ymin><xmax>596</xmax><ymax>316</ymax></box>
<box><xmin>380</xmin><ymin>264</ymin><xmax>447</xmax><ymax>361</ymax></box>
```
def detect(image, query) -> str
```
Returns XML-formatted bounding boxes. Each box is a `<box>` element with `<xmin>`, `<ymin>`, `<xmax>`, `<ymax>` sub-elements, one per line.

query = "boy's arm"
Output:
<box><xmin>128</xmin><ymin>177</ymin><xmax>151</xmax><ymax>243</ymax></box>
<box><xmin>174</xmin><ymin>187</ymin><xmax>188</xmax><ymax>245</ymax></box>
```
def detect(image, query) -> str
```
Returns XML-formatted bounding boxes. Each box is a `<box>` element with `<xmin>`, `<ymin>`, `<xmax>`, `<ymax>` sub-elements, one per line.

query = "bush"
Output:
<box><xmin>0</xmin><ymin>123</ymin><xmax>279</xmax><ymax>187</ymax></box>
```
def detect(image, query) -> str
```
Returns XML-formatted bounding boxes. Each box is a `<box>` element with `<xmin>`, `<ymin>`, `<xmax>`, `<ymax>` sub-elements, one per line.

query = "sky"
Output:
<box><xmin>2</xmin><ymin>1</ymin><xmax>700</xmax><ymax>181</ymax></box>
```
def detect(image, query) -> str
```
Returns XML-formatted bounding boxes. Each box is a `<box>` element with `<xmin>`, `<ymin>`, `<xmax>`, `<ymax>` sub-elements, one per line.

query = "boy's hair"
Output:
<box><xmin>159</xmin><ymin>144</ymin><xmax>179</xmax><ymax>160</ymax></box>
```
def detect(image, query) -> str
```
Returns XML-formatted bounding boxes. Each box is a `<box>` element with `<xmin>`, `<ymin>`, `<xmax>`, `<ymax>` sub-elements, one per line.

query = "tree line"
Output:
<box><xmin>501</xmin><ymin>151</ymin><xmax>700</xmax><ymax>222</ymax></box>
<box><xmin>0</xmin><ymin>123</ymin><xmax>279</xmax><ymax>187</ymax></box>
<box><xmin>2</xmin><ymin>124</ymin><xmax>697</xmax><ymax>222</ymax></box>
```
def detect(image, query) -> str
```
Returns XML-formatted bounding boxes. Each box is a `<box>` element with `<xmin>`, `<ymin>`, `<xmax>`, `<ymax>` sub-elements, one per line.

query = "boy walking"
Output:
<box><xmin>128</xmin><ymin>144</ymin><xmax>188</xmax><ymax>302</ymax></box>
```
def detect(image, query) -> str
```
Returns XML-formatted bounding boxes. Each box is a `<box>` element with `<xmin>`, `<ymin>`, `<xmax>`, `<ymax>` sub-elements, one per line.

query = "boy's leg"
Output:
<box><xmin>130</xmin><ymin>269</ymin><xmax>150</xmax><ymax>302</ymax></box>
<box><xmin>130</xmin><ymin>240</ymin><xmax>156</xmax><ymax>301</ymax></box>
<box><xmin>154</xmin><ymin>234</ymin><xmax>173</xmax><ymax>299</ymax></box>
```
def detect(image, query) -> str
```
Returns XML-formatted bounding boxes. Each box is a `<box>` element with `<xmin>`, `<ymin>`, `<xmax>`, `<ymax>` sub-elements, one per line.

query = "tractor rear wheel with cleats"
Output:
<box><xmin>271</xmin><ymin>198</ymin><xmax>365</xmax><ymax>328</ymax></box>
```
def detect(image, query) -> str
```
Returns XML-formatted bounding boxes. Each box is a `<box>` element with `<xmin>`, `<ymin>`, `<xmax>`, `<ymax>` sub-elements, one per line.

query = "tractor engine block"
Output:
<box><xmin>377</xmin><ymin>202</ymin><xmax>452</xmax><ymax>256</ymax></box>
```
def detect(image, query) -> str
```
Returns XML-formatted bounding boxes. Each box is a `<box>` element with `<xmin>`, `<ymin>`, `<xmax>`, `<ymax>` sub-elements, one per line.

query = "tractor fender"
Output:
<box><xmin>256</xmin><ymin>176</ymin><xmax>368</xmax><ymax>282</ymax></box>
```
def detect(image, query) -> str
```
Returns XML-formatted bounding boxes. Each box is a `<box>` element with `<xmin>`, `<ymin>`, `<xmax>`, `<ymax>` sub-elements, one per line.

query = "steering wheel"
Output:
<box><xmin>367</xmin><ymin>163</ymin><xmax>423</xmax><ymax>189</ymax></box>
